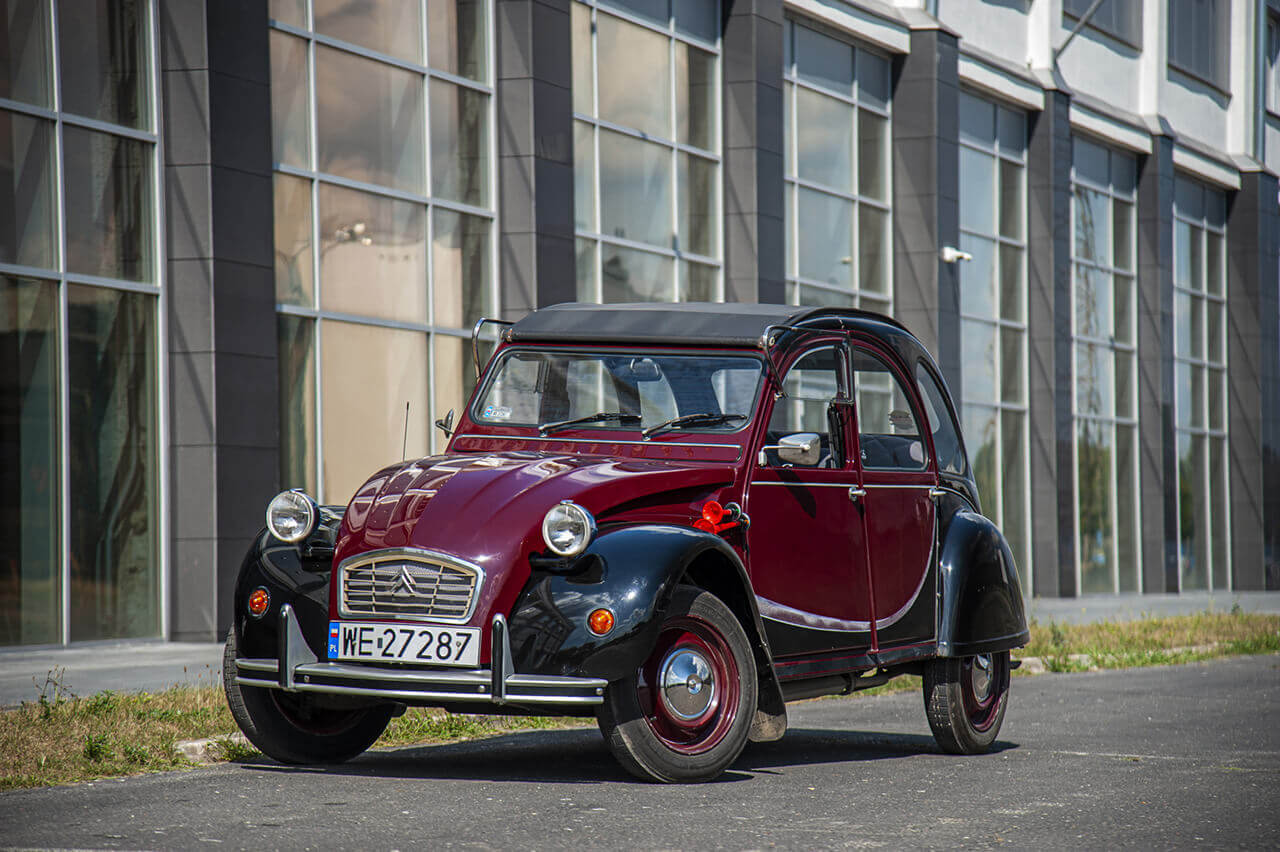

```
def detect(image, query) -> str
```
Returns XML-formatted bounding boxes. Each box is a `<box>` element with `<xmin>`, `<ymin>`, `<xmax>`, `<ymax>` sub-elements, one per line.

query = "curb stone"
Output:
<box><xmin>175</xmin><ymin>732</ymin><xmax>250</xmax><ymax>763</ymax></box>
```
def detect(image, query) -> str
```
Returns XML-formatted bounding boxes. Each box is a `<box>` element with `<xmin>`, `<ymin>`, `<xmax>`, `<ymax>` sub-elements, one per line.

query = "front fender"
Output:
<box><xmin>231</xmin><ymin>531</ymin><xmax>334</xmax><ymax>662</ymax></box>
<box><xmin>937</xmin><ymin>512</ymin><xmax>1030</xmax><ymax>657</ymax></box>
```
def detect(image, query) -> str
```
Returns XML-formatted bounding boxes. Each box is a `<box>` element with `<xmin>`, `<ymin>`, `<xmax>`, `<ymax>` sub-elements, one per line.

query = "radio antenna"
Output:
<box><xmin>402</xmin><ymin>401</ymin><xmax>410</xmax><ymax>460</ymax></box>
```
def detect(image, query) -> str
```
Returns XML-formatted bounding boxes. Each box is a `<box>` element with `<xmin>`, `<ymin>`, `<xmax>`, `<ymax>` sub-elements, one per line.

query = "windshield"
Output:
<box><xmin>472</xmin><ymin>349</ymin><xmax>765</xmax><ymax>434</ymax></box>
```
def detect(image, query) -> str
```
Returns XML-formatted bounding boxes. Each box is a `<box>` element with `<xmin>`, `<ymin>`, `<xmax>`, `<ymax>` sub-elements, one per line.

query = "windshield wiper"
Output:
<box><xmin>642</xmin><ymin>412</ymin><xmax>747</xmax><ymax>438</ymax></box>
<box><xmin>539</xmin><ymin>412</ymin><xmax>641</xmax><ymax>435</ymax></box>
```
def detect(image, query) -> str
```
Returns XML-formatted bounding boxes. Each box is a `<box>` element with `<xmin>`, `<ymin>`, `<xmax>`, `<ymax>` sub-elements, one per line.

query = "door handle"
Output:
<box><xmin>848</xmin><ymin>486</ymin><xmax>866</xmax><ymax>502</ymax></box>
<box><xmin>929</xmin><ymin>488</ymin><xmax>947</xmax><ymax>500</ymax></box>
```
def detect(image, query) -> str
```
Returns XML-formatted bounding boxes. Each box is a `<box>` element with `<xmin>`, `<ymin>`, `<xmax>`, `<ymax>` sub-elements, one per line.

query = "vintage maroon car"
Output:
<box><xmin>224</xmin><ymin>302</ymin><xmax>1029</xmax><ymax>782</ymax></box>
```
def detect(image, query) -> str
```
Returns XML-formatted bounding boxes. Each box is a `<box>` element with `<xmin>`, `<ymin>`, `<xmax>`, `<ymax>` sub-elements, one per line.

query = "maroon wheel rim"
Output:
<box><xmin>960</xmin><ymin>653</ymin><xmax>1007</xmax><ymax>733</ymax></box>
<box><xmin>636</xmin><ymin>615</ymin><xmax>741</xmax><ymax>756</ymax></box>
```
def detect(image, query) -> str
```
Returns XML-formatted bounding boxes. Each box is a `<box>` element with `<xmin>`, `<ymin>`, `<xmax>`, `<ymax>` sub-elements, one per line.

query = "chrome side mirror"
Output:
<box><xmin>758</xmin><ymin>432</ymin><xmax>822</xmax><ymax>466</ymax></box>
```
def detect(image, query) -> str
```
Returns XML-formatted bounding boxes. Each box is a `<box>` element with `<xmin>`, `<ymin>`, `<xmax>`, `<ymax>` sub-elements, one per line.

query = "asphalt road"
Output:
<box><xmin>2</xmin><ymin>654</ymin><xmax>1277</xmax><ymax>850</ymax></box>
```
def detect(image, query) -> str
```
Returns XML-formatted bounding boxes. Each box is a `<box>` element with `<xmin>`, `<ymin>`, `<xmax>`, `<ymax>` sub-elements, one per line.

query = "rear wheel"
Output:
<box><xmin>597</xmin><ymin>585</ymin><xmax>756</xmax><ymax>783</ymax></box>
<box><xmin>222</xmin><ymin>631</ymin><xmax>393</xmax><ymax>765</ymax></box>
<box><xmin>922</xmin><ymin>650</ymin><xmax>1010</xmax><ymax>754</ymax></box>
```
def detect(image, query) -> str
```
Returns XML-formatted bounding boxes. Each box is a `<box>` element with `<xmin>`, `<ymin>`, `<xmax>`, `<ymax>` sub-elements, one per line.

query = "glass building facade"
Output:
<box><xmin>0</xmin><ymin>0</ymin><xmax>1275</xmax><ymax>645</ymax></box>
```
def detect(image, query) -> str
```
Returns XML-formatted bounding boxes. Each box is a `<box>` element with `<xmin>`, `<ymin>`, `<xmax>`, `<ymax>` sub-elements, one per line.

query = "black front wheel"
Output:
<box><xmin>222</xmin><ymin>632</ymin><xmax>393</xmax><ymax>765</ymax></box>
<box><xmin>922</xmin><ymin>650</ymin><xmax>1010</xmax><ymax>754</ymax></box>
<box><xmin>597</xmin><ymin>585</ymin><xmax>757</xmax><ymax>783</ymax></box>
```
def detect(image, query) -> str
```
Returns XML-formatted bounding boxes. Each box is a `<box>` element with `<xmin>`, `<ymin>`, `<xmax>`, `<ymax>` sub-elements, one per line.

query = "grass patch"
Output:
<box><xmin>2</xmin><ymin>611</ymin><xmax>1276</xmax><ymax>790</ymax></box>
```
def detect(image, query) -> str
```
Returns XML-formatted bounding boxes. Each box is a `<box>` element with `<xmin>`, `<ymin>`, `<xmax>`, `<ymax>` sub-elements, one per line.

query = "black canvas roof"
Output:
<box><xmin>506</xmin><ymin>302</ymin><xmax>909</xmax><ymax>348</ymax></box>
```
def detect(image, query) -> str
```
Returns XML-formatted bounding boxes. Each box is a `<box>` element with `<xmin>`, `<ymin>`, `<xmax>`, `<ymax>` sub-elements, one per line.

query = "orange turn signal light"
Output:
<box><xmin>587</xmin><ymin>608</ymin><xmax>615</xmax><ymax>636</ymax></box>
<box><xmin>247</xmin><ymin>587</ymin><xmax>270</xmax><ymax>618</ymax></box>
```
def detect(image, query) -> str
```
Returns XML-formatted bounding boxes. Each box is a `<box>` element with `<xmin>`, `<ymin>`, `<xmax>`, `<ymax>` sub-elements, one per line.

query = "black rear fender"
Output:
<box><xmin>937</xmin><ymin>511</ymin><xmax>1030</xmax><ymax>657</ymax></box>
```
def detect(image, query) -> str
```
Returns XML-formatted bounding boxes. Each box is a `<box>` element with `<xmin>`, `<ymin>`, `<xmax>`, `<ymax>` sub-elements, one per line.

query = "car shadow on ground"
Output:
<box><xmin>229</xmin><ymin>725</ymin><xmax>1017</xmax><ymax>785</ymax></box>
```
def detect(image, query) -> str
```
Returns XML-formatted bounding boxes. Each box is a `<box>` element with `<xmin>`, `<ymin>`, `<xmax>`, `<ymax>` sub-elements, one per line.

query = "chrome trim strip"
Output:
<box><xmin>337</xmin><ymin>547</ymin><xmax>485</xmax><ymax>624</ymax></box>
<box><xmin>455</xmin><ymin>433</ymin><xmax>741</xmax><ymax>451</ymax></box>
<box><xmin>861</xmin><ymin>483</ymin><xmax>936</xmax><ymax>490</ymax></box>
<box><xmin>748</xmin><ymin>480</ymin><xmax>856</xmax><ymax>488</ymax></box>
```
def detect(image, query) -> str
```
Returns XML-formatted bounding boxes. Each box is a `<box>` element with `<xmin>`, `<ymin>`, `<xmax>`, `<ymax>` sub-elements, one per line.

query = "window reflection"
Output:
<box><xmin>58</xmin><ymin>0</ymin><xmax>150</xmax><ymax>130</ymax></box>
<box><xmin>600</xmin><ymin>130</ymin><xmax>672</xmax><ymax>248</ymax></box>
<box><xmin>429</xmin><ymin>0</ymin><xmax>488</xmax><ymax>82</ymax></box>
<box><xmin>270</xmin><ymin>31</ymin><xmax>310</xmax><ymax>169</ymax></box>
<box><xmin>314</xmin><ymin>0</ymin><xmax>422</xmax><ymax>62</ymax></box>
<box><xmin>277</xmin><ymin>314</ymin><xmax>316</xmax><ymax>494</ymax></box>
<box><xmin>597</xmin><ymin>13</ymin><xmax>670</xmax><ymax>139</ymax></box>
<box><xmin>0</xmin><ymin>110</ymin><xmax>56</xmax><ymax>270</ymax></box>
<box><xmin>602</xmin><ymin>243</ymin><xmax>674</xmax><ymax>302</ymax></box>
<box><xmin>273</xmin><ymin>174</ymin><xmax>314</xmax><ymax>306</ymax></box>
<box><xmin>67</xmin><ymin>285</ymin><xmax>158</xmax><ymax>641</ymax></box>
<box><xmin>63</xmin><ymin>127</ymin><xmax>154</xmax><ymax>283</ymax></box>
<box><xmin>432</xmin><ymin>209</ymin><xmax>490</xmax><ymax>329</ymax></box>
<box><xmin>0</xmin><ymin>276</ymin><xmax>60</xmax><ymax>646</ymax></box>
<box><xmin>430</xmin><ymin>80</ymin><xmax>489</xmax><ymax>207</ymax></box>
<box><xmin>0</xmin><ymin>0</ymin><xmax>53</xmax><ymax>108</ymax></box>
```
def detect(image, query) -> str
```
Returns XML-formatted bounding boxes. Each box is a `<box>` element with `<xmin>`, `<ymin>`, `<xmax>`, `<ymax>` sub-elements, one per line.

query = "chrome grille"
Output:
<box><xmin>339</xmin><ymin>550</ymin><xmax>481</xmax><ymax>622</ymax></box>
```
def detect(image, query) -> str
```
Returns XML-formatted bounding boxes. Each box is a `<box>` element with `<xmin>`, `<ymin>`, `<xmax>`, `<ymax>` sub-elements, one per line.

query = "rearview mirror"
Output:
<box><xmin>759</xmin><ymin>432</ymin><xmax>822</xmax><ymax>466</ymax></box>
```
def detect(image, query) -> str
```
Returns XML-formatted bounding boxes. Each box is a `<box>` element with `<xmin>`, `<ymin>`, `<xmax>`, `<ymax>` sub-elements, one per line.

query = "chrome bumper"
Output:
<box><xmin>235</xmin><ymin>604</ymin><xmax>607</xmax><ymax>707</ymax></box>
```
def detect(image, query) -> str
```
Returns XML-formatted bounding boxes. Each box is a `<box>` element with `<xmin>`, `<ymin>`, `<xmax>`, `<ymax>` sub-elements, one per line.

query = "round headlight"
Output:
<box><xmin>266</xmin><ymin>490</ymin><xmax>317</xmax><ymax>543</ymax></box>
<box><xmin>541</xmin><ymin>500</ymin><xmax>596</xmax><ymax>557</ymax></box>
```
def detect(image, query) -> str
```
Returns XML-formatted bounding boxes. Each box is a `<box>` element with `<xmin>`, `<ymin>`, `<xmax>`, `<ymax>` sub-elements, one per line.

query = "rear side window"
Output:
<box><xmin>915</xmin><ymin>362</ymin><xmax>965</xmax><ymax>475</ymax></box>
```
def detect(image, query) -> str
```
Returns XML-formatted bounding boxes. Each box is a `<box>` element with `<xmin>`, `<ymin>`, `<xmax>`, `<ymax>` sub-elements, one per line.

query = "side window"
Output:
<box><xmin>765</xmin><ymin>346</ymin><xmax>844</xmax><ymax>468</ymax></box>
<box><xmin>852</xmin><ymin>349</ymin><xmax>926</xmax><ymax>471</ymax></box>
<box><xmin>915</xmin><ymin>361</ymin><xmax>965</xmax><ymax>475</ymax></box>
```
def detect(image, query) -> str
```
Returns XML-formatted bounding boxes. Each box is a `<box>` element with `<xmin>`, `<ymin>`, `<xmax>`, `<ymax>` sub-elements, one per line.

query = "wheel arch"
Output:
<box><xmin>937</xmin><ymin>511</ymin><xmax>1030</xmax><ymax>657</ymax></box>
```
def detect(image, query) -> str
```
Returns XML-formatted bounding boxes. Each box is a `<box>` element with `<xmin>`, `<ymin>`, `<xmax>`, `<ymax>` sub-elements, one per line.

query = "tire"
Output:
<box><xmin>597</xmin><ymin>585</ymin><xmax>757</xmax><ymax>783</ymax></box>
<box><xmin>922</xmin><ymin>650</ymin><xmax>1010</xmax><ymax>755</ymax></box>
<box><xmin>222</xmin><ymin>631</ymin><xmax>393</xmax><ymax>765</ymax></box>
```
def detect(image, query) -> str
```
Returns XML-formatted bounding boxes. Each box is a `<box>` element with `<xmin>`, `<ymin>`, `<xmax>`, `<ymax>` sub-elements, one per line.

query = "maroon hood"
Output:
<box><xmin>333</xmin><ymin>450</ymin><xmax>736</xmax><ymax>571</ymax></box>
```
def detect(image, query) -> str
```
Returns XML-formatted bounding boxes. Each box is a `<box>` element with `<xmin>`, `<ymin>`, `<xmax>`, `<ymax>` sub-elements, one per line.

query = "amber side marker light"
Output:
<box><xmin>247</xmin><ymin>587</ymin><xmax>270</xmax><ymax>618</ymax></box>
<box><xmin>588</xmin><ymin>608</ymin><xmax>615</xmax><ymax>636</ymax></box>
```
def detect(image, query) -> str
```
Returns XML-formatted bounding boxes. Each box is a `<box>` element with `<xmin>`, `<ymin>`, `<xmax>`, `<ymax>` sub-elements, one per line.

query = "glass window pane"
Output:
<box><xmin>1001</xmin><ymin>408</ymin><xmax>1029</xmax><ymax>590</ymax></box>
<box><xmin>1175</xmin><ymin>360</ymin><xmax>1192</xmax><ymax>426</ymax></box>
<box><xmin>1208</xmin><ymin>367</ymin><xmax>1224</xmax><ymax>431</ymax></box>
<box><xmin>432</xmin><ymin>333</ymin><xmax>477</xmax><ymax>453</ymax></box>
<box><xmin>321</xmin><ymin>321</ymin><xmax>429</xmax><ymax>501</ymax></box>
<box><xmin>277</xmin><ymin>314</ymin><xmax>316</xmax><ymax>495</ymax></box>
<box><xmin>1205</xmin><ymin>187</ymin><xmax>1226</xmax><ymax>229</ymax></box>
<box><xmin>1175</xmin><ymin>220</ymin><xmax>1193</xmax><ymax>288</ymax></box>
<box><xmin>599</xmin><ymin>129</ymin><xmax>672</xmax><ymax>249</ymax></box>
<box><xmin>1176</xmin><ymin>432</ymin><xmax>1202</xmax><ymax>589</ymax></box>
<box><xmin>58</xmin><ymin>0</ymin><xmax>150</xmax><ymax>129</ymax></box>
<box><xmin>572</xmin><ymin>2</ymin><xmax>593</xmax><ymax>116</ymax></box>
<box><xmin>1190</xmin><ymin>363</ymin><xmax>1204</xmax><ymax>428</ymax></box>
<box><xmin>431</xmin><ymin>208</ymin><xmax>490</xmax><ymax>330</ymax></box>
<box><xmin>1113</xmin><ymin>199</ymin><xmax>1133</xmax><ymax>271</ymax></box>
<box><xmin>1073</xmin><ymin>187</ymin><xmax>1109</xmax><ymax>264</ymax></box>
<box><xmin>1174</xmin><ymin>289</ymin><xmax>1192</xmax><ymax>358</ymax></box>
<box><xmin>1176</xmin><ymin>176</ymin><xmax>1202</xmax><ymax>221</ymax></box>
<box><xmin>430</xmin><ymin>79</ymin><xmax>489</xmax><ymax>206</ymax></box>
<box><xmin>1075</xmin><ymin>341</ymin><xmax>1113</xmax><ymax>417</ymax></box>
<box><xmin>0</xmin><ymin>276</ymin><xmax>60</xmax><ymax>645</ymax></box>
<box><xmin>601</xmin><ymin>0</ymin><xmax>668</xmax><ymax>29</ymax></box>
<box><xmin>796</xmin><ymin>187</ymin><xmax>851</xmax><ymax>290</ymax></box>
<box><xmin>858</xmin><ymin>204</ymin><xmax>889</xmax><ymax>294</ymax></box>
<box><xmin>1077</xmin><ymin>419</ymin><xmax>1114</xmax><ymax>594</ymax></box>
<box><xmin>679</xmin><ymin>260</ymin><xmax>716</xmax><ymax>301</ymax></box>
<box><xmin>960</xmin><ymin>146</ymin><xmax>995</xmax><ymax>235</ymax></box>
<box><xmin>597</xmin><ymin>13</ymin><xmax>670</xmax><ymax>138</ymax></box>
<box><xmin>273</xmin><ymin>174</ymin><xmax>314</xmax><ymax>306</ymax></box>
<box><xmin>959</xmin><ymin>92</ymin><xmax>995</xmax><ymax>148</ymax></box>
<box><xmin>1210</xmin><ymin>436</ymin><xmax>1228</xmax><ymax>589</ymax></box>
<box><xmin>1113</xmin><ymin>274</ymin><xmax>1133</xmax><ymax>345</ymax></box>
<box><xmin>314</xmin><ymin>0</ymin><xmax>422</xmax><ymax>61</ymax></box>
<box><xmin>959</xmin><ymin>232</ymin><xmax>995</xmax><ymax>318</ymax></box>
<box><xmin>270</xmin><ymin>31</ymin><xmax>310</xmax><ymax>169</ymax></box>
<box><xmin>1001</xmin><ymin>327</ymin><xmax>1023</xmax><ymax>404</ymax></box>
<box><xmin>316</xmin><ymin>46</ymin><xmax>424</xmax><ymax>193</ymax></box>
<box><xmin>674</xmin><ymin>0</ymin><xmax>717</xmax><ymax>42</ymax></box>
<box><xmin>963</xmin><ymin>404</ymin><xmax>998</xmax><ymax>511</ymax></box>
<box><xmin>575</xmin><ymin>237</ymin><xmax>597</xmax><ymax>301</ymax></box>
<box><xmin>0</xmin><ymin>0</ymin><xmax>53</xmax><ymax>107</ymax></box>
<box><xmin>1074</xmin><ymin>137</ymin><xmax>1108</xmax><ymax>187</ymax></box>
<box><xmin>676</xmin><ymin>43</ymin><xmax>716</xmax><ymax>151</ymax></box>
<box><xmin>1110</xmin><ymin>149</ymin><xmax>1136</xmax><ymax>193</ymax></box>
<box><xmin>1116</xmin><ymin>424</ymin><xmax>1138</xmax><ymax>592</ymax></box>
<box><xmin>429</xmin><ymin>0</ymin><xmax>487</xmax><ymax>81</ymax></box>
<box><xmin>269</xmin><ymin>0</ymin><xmax>307</xmax><ymax>27</ymax></box>
<box><xmin>1075</xmin><ymin>266</ymin><xmax>1112</xmax><ymax>339</ymax></box>
<box><xmin>63</xmin><ymin>127</ymin><xmax>154</xmax><ymax>283</ymax></box>
<box><xmin>794</xmin><ymin>24</ymin><xmax>853</xmax><ymax>95</ymax></box>
<box><xmin>1115</xmin><ymin>349</ymin><xmax>1133</xmax><ymax>419</ymax></box>
<box><xmin>678</xmin><ymin>152</ymin><xmax>717</xmax><ymax>258</ymax></box>
<box><xmin>856</xmin><ymin>50</ymin><xmax>889</xmax><ymax>111</ymax></box>
<box><xmin>67</xmin><ymin>285</ymin><xmax>158</xmax><ymax>641</ymax></box>
<box><xmin>0</xmin><ymin>110</ymin><xmax>56</xmax><ymax>270</ymax></box>
<box><xmin>858</xmin><ymin>110</ymin><xmax>887</xmax><ymax>201</ymax></box>
<box><xmin>796</xmin><ymin>88</ymin><xmax>853</xmax><ymax>192</ymax></box>
<box><xmin>997</xmin><ymin>106</ymin><xmax>1025</xmax><ymax>155</ymax></box>
<box><xmin>999</xmin><ymin>243</ymin><xmax>1024</xmax><ymax>322</ymax></box>
<box><xmin>792</xmin><ymin>282</ymin><xmax>853</xmax><ymax>307</ymax></box>
<box><xmin>1206</xmin><ymin>231</ymin><xmax>1224</xmax><ymax>296</ymax></box>
<box><xmin>575</xmin><ymin>121</ymin><xmax>595</xmax><ymax>231</ymax></box>
<box><xmin>961</xmin><ymin>318</ymin><xmax>997</xmax><ymax>404</ymax></box>
<box><xmin>318</xmin><ymin>183</ymin><xmax>428</xmax><ymax>322</ymax></box>
<box><xmin>601</xmin><ymin>243</ymin><xmax>673</xmax><ymax>302</ymax></box>
<box><xmin>999</xmin><ymin>159</ymin><xmax>1023</xmax><ymax>240</ymax></box>
<box><xmin>1190</xmin><ymin>294</ymin><xmax>1205</xmax><ymax>360</ymax></box>
<box><xmin>1207</xmin><ymin>299</ymin><xmax>1224</xmax><ymax>365</ymax></box>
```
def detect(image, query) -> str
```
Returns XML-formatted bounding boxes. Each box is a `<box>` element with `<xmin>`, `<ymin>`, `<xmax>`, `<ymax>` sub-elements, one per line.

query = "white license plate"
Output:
<box><xmin>328</xmin><ymin>621</ymin><xmax>481</xmax><ymax>667</ymax></box>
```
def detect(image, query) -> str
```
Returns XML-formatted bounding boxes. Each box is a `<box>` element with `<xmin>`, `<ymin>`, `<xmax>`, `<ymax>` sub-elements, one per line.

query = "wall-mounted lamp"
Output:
<box><xmin>940</xmin><ymin>246</ymin><xmax>973</xmax><ymax>263</ymax></box>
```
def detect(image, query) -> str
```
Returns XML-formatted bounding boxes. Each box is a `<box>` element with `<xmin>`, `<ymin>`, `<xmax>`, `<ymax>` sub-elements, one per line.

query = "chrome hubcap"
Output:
<box><xmin>970</xmin><ymin>654</ymin><xmax>993</xmax><ymax>700</ymax></box>
<box><xmin>658</xmin><ymin>647</ymin><xmax>716</xmax><ymax>721</ymax></box>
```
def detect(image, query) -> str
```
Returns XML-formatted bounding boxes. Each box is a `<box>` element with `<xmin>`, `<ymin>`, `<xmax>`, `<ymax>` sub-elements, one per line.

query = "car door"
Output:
<box><xmin>746</xmin><ymin>341</ymin><xmax>874</xmax><ymax>658</ymax></box>
<box><xmin>849</xmin><ymin>343</ymin><xmax>937</xmax><ymax>648</ymax></box>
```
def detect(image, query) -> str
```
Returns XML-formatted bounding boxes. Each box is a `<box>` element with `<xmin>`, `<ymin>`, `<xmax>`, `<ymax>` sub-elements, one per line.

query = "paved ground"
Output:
<box><xmin>1</xmin><ymin>654</ymin><xmax>1276</xmax><ymax>850</ymax></box>
<box><xmin>1</xmin><ymin>591</ymin><xmax>1275</xmax><ymax>708</ymax></box>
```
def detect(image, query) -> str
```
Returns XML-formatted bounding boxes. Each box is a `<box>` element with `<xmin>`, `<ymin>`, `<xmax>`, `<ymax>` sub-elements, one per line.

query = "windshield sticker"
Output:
<box><xmin>483</xmin><ymin>404</ymin><xmax>512</xmax><ymax>421</ymax></box>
